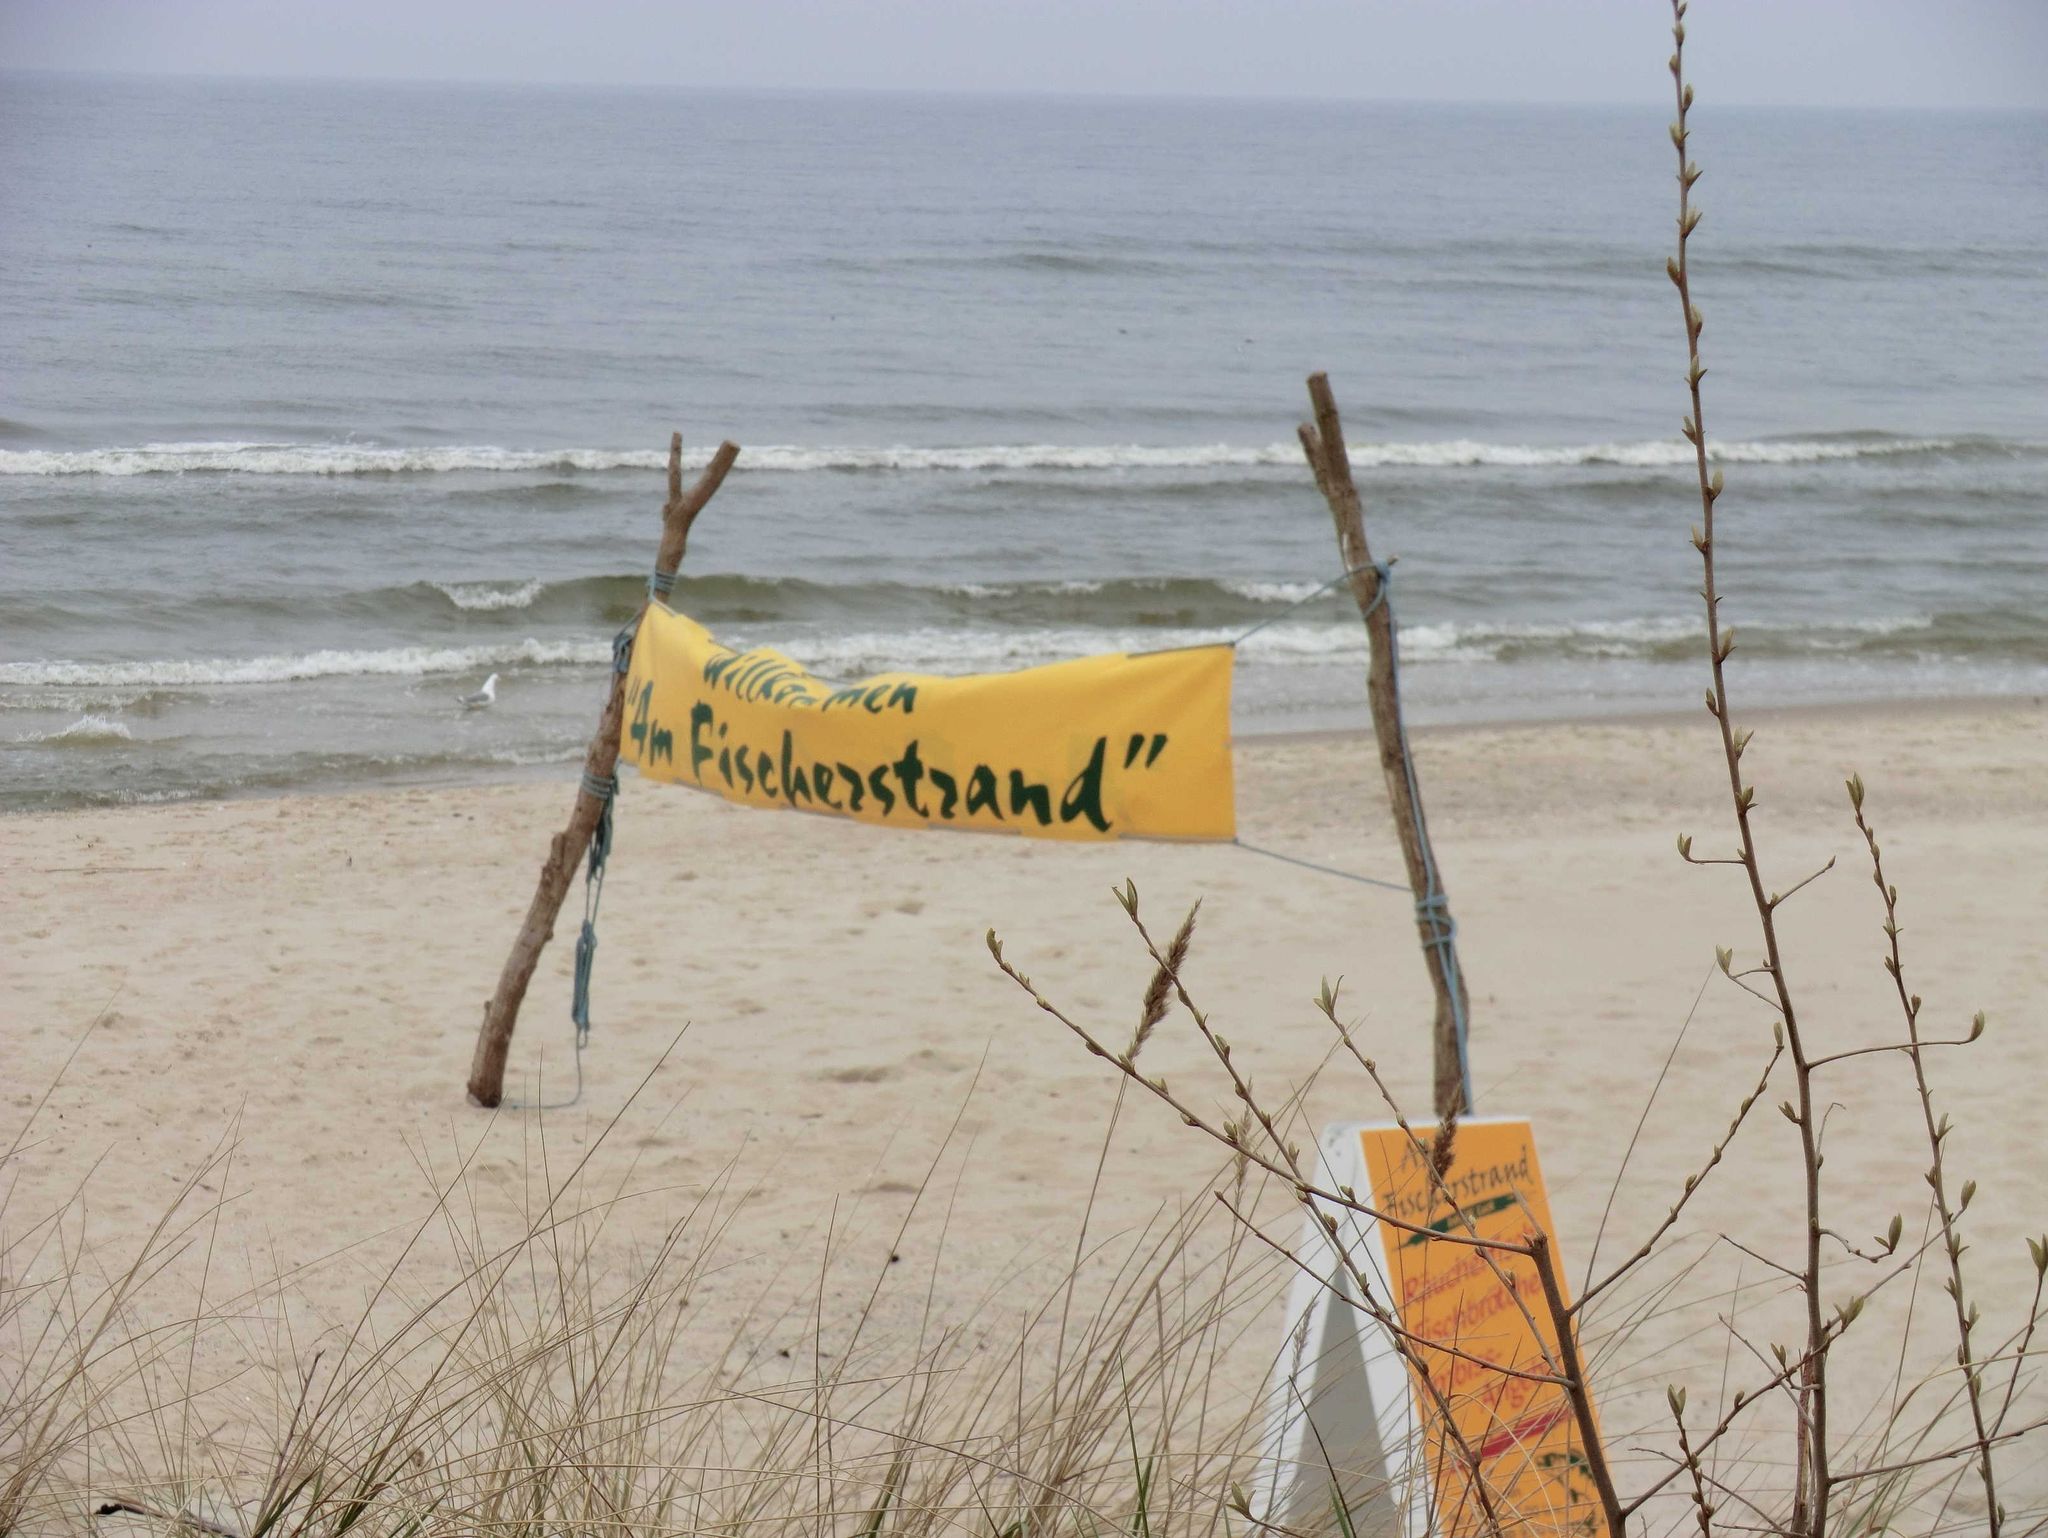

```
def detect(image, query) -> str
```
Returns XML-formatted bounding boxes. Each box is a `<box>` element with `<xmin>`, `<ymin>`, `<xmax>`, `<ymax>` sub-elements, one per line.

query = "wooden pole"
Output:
<box><xmin>466</xmin><ymin>432</ymin><xmax>740</xmax><ymax>1107</ymax></box>
<box><xmin>1296</xmin><ymin>372</ymin><xmax>1472</xmax><ymax>1120</ymax></box>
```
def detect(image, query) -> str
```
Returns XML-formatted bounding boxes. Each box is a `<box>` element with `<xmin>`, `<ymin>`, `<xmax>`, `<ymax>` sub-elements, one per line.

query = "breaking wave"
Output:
<box><xmin>14</xmin><ymin>713</ymin><xmax>136</xmax><ymax>745</ymax></box>
<box><xmin>4</xmin><ymin>588</ymin><xmax>1986</xmax><ymax>698</ymax></box>
<box><xmin>0</xmin><ymin>638</ymin><xmax>609</xmax><ymax>689</ymax></box>
<box><xmin>722</xmin><ymin>612</ymin><xmax>1952</xmax><ymax>678</ymax></box>
<box><xmin>431</xmin><ymin>578</ymin><xmax>549</xmax><ymax>611</ymax></box>
<box><xmin>0</xmin><ymin>434</ymin><xmax>2025</xmax><ymax>477</ymax></box>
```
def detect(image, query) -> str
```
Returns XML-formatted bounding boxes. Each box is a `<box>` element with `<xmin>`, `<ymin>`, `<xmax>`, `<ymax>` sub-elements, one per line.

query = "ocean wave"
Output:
<box><xmin>942</xmin><ymin>578</ymin><xmax>1108</xmax><ymax>598</ymax></box>
<box><xmin>0</xmin><ymin>442</ymin><xmax>675</xmax><ymax>477</ymax></box>
<box><xmin>0</xmin><ymin>608</ymin><xmax>2002</xmax><ymax>706</ymax></box>
<box><xmin>2</xmin><ymin>740</ymin><xmax>588</xmax><ymax>813</ymax></box>
<box><xmin>1248</xmin><ymin>614</ymin><xmax>1954</xmax><ymax>664</ymax></box>
<box><xmin>0</xmin><ymin>638</ymin><xmax>609</xmax><ymax>689</ymax></box>
<box><xmin>432</xmin><ymin>578</ymin><xmax>549</xmax><ymax>611</ymax></box>
<box><xmin>0</xmin><ymin>687</ymin><xmax>169</xmax><ymax>713</ymax></box>
<box><xmin>13</xmin><ymin>713</ymin><xmax>136</xmax><ymax>746</ymax></box>
<box><xmin>101</xmin><ymin>572</ymin><xmax>1349</xmax><ymax>632</ymax></box>
<box><xmin>758</xmin><ymin>611</ymin><xmax>1957</xmax><ymax>677</ymax></box>
<box><xmin>1225</xmin><ymin>578</ymin><xmax>1336</xmax><ymax>604</ymax></box>
<box><xmin>0</xmin><ymin>434</ymin><xmax>2023</xmax><ymax>477</ymax></box>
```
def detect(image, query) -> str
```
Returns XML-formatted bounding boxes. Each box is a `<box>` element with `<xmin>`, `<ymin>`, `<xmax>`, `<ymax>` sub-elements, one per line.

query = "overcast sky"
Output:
<box><xmin>5</xmin><ymin>1</ymin><xmax>2045</xmax><ymax>109</ymax></box>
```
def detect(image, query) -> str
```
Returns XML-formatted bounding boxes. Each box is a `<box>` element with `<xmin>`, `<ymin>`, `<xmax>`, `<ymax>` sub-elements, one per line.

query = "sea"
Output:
<box><xmin>3</xmin><ymin>76</ymin><xmax>2044</xmax><ymax>812</ymax></box>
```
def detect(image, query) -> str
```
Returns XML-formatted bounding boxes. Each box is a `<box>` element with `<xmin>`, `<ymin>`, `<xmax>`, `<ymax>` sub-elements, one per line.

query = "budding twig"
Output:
<box><xmin>1665</xmin><ymin>9</ymin><xmax>1833</xmax><ymax>1520</ymax></box>
<box><xmin>1849</xmin><ymin>780</ymin><xmax>2005</xmax><ymax>1532</ymax></box>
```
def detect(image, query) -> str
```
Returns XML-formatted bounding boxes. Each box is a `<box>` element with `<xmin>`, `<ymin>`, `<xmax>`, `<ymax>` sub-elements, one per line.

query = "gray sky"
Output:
<box><xmin>5</xmin><ymin>0</ymin><xmax>2045</xmax><ymax>108</ymax></box>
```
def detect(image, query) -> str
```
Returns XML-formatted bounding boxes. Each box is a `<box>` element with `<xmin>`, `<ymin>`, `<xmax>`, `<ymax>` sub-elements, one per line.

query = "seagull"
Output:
<box><xmin>457</xmin><ymin>673</ymin><xmax>498</xmax><ymax>710</ymax></box>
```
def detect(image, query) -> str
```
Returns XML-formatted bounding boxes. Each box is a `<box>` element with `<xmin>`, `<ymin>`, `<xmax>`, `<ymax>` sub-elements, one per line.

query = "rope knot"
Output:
<box><xmin>1230</xmin><ymin>560</ymin><xmax>1390</xmax><ymax>649</ymax></box>
<box><xmin>1358</xmin><ymin>560</ymin><xmax>1393</xmax><ymax>622</ymax></box>
<box><xmin>1414</xmin><ymin>889</ymin><xmax>1457</xmax><ymax>945</ymax></box>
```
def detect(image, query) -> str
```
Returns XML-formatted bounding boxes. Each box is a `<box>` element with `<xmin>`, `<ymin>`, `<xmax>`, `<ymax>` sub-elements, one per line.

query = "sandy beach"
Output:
<box><xmin>8</xmin><ymin>697</ymin><xmax>2044</xmax><ymax>1507</ymax></box>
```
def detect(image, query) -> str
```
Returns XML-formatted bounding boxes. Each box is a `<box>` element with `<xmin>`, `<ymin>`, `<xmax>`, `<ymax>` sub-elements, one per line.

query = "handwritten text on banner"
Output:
<box><xmin>619</xmin><ymin>604</ymin><xmax>1236</xmax><ymax>842</ymax></box>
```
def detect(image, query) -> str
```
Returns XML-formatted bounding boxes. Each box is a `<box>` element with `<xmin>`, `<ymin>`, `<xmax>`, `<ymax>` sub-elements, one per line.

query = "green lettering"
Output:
<box><xmin>867</xmin><ymin>764</ymin><xmax>896</xmax><ymax>817</ymax></box>
<box><xmin>689</xmin><ymin>703</ymin><xmax>715</xmax><ymax>781</ymax></box>
<box><xmin>892</xmin><ymin>740</ymin><xmax>928</xmax><ymax>817</ymax></box>
<box><xmin>965</xmin><ymin>765</ymin><xmax>1002</xmax><ymax>818</ymax></box>
<box><xmin>1059</xmin><ymin>736</ymin><xmax>1110</xmax><ymax>832</ymax></box>
<box><xmin>1008</xmin><ymin>770</ymin><xmax>1051</xmax><ymax>825</ymax></box>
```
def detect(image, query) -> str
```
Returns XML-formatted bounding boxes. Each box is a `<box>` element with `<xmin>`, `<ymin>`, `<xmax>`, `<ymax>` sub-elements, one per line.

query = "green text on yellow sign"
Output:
<box><xmin>618</xmin><ymin>605</ymin><xmax>1236</xmax><ymax>842</ymax></box>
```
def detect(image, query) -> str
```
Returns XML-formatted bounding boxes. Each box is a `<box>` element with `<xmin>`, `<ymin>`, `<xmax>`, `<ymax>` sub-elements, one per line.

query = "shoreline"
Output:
<box><xmin>1245</xmin><ymin>684</ymin><xmax>2048</xmax><ymax>747</ymax></box>
<box><xmin>9</xmin><ymin>686</ymin><xmax>2043</xmax><ymax>821</ymax></box>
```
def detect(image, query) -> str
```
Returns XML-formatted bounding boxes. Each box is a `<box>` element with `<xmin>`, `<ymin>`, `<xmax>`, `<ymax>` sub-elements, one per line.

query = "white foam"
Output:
<box><xmin>758</xmin><ymin>624</ymin><xmax>1362</xmax><ymax>677</ymax></box>
<box><xmin>17</xmin><ymin>713</ymin><xmax>135</xmax><ymax>745</ymax></box>
<box><xmin>1370</xmin><ymin>438</ymin><xmax>1961</xmax><ymax>469</ymax></box>
<box><xmin>754</xmin><ymin>611</ymin><xmax>1942</xmax><ymax>676</ymax></box>
<box><xmin>743</xmin><ymin>621</ymin><xmax>1525</xmax><ymax>672</ymax></box>
<box><xmin>1</xmin><ymin>611</ymin><xmax>1949</xmax><ymax>697</ymax></box>
<box><xmin>0</xmin><ymin>436</ymin><xmax>1986</xmax><ymax>476</ymax></box>
<box><xmin>0</xmin><ymin>442</ymin><xmax>673</xmax><ymax>477</ymax></box>
<box><xmin>0</xmin><ymin>638</ymin><xmax>608</xmax><ymax>689</ymax></box>
<box><xmin>0</xmin><ymin>688</ymin><xmax>158</xmax><ymax>712</ymax></box>
<box><xmin>433</xmin><ymin>579</ymin><xmax>548</xmax><ymax>611</ymax></box>
<box><xmin>1225</xmin><ymin>579</ymin><xmax>1334</xmax><ymax>604</ymax></box>
<box><xmin>1388</xmin><ymin>616</ymin><xmax>1699</xmax><ymax>661</ymax></box>
<box><xmin>763</xmin><ymin>444</ymin><xmax>1300</xmax><ymax>472</ymax></box>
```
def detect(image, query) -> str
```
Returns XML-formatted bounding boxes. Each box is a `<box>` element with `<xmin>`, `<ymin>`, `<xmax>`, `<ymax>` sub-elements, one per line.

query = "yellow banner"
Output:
<box><xmin>618</xmin><ymin>605</ymin><xmax>1235</xmax><ymax>842</ymax></box>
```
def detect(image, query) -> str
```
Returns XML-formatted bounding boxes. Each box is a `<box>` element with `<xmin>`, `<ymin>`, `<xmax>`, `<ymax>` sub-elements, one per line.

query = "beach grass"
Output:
<box><xmin>2</xmin><ymin>1061</ymin><xmax>1297</xmax><ymax>1537</ymax></box>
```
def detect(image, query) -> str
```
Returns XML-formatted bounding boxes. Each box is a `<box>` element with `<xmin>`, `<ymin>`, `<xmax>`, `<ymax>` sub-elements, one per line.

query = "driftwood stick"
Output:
<box><xmin>1297</xmin><ymin>372</ymin><xmax>1472</xmax><ymax>1120</ymax></box>
<box><xmin>466</xmin><ymin>433</ymin><xmax>740</xmax><ymax>1107</ymax></box>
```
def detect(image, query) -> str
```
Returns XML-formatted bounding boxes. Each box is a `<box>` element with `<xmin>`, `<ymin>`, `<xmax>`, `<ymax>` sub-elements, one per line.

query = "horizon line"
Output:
<box><xmin>5</xmin><ymin>64</ymin><xmax>2044</xmax><ymax>115</ymax></box>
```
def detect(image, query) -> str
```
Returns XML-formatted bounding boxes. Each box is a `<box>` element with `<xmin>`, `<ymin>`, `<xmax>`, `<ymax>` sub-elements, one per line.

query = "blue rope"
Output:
<box><xmin>1368</xmin><ymin>563</ymin><xmax>1475</xmax><ymax>1113</ymax></box>
<box><xmin>1131</xmin><ymin>561</ymin><xmax>1383</xmax><ymax>662</ymax></box>
<box><xmin>567</xmin><ymin>602</ymin><xmax>645</xmax><ymax>1066</ymax></box>
<box><xmin>1229</xmin><ymin>839</ymin><xmax>1411</xmax><ymax>894</ymax></box>
<box><xmin>570</xmin><ymin>920</ymin><xmax>598</xmax><ymax>1044</ymax></box>
<box><xmin>499</xmin><ymin>767</ymin><xmax>613</xmax><ymax>1112</ymax></box>
<box><xmin>1212</xmin><ymin>561</ymin><xmax>1473</xmax><ymax>1110</ymax></box>
<box><xmin>1228</xmin><ymin>561</ymin><xmax>1380</xmax><ymax>647</ymax></box>
<box><xmin>507</xmin><ymin>618</ymin><xmax>646</xmax><ymax>1112</ymax></box>
<box><xmin>570</xmin><ymin>772</ymin><xmax>615</xmax><ymax>1051</ymax></box>
<box><xmin>579</xmin><ymin>770</ymin><xmax>617</xmax><ymax>824</ymax></box>
<box><xmin>523</xmin><ymin>623</ymin><xmax>642</xmax><ymax>1109</ymax></box>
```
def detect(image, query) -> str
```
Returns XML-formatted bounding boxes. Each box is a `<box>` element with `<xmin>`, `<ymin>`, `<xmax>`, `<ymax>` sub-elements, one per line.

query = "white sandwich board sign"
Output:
<box><xmin>1254</xmin><ymin>1118</ymin><xmax>1599</xmax><ymax>1537</ymax></box>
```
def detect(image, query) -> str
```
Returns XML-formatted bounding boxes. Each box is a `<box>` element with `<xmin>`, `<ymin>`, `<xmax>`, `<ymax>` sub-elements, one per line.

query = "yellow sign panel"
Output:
<box><xmin>1358</xmin><ymin>1120</ymin><xmax>1600</xmax><ymax>1535</ymax></box>
<box><xmin>618</xmin><ymin>604</ymin><xmax>1236</xmax><ymax>842</ymax></box>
